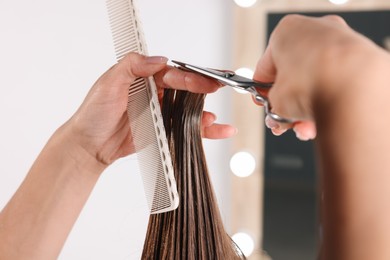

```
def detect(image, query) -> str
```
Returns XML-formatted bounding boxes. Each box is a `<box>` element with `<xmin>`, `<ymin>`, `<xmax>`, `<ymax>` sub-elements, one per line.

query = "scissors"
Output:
<box><xmin>171</xmin><ymin>60</ymin><xmax>295</xmax><ymax>124</ymax></box>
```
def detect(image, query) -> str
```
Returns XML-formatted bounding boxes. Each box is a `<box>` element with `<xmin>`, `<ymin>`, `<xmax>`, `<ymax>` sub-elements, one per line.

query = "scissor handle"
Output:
<box><xmin>247</xmin><ymin>87</ymin><xmax>295</xmax><ymax>124</ymax></box>
<box><xmin>225</xmin><ymin>73</ymin><xmax>273</xmax><ymax>89</ymax></box>
<box><xmin>171</xmin><ymin>60</ymin><xmax>295</xmax><ymax>123</ymax></box>
<box><xmin>251</xmin><ymin>81</ymin><xmax>273</xmax><ymax>89</ymax></box>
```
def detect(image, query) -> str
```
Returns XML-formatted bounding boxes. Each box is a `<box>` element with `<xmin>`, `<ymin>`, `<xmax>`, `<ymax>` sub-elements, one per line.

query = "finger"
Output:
<box><xmin>100</xmin><ymin>53</ymin><xmax>168</xmax><ymax>88</ymax></box>
<box><xmin>120</xmin><ymin>53</ymin><xmax>168</xmax><ymax>79</ymax></box>
<box><xmin>252</xmin><ymin>46</ymin><xmax>276</xmax><ymax>107</ymax></box>
<box><xmin>202</xmin><ymin>111</ymin><xmax>217</xmax><ymax>127</ymax></box>
<box><xmin>322</xmin><ymin>15</ymin><xmax>349</xmax><ymax>27</ymax></box>
<box><xmin>252</xmin><ymin>96</ymin><xmax>262</xmax><ymax>106</ymax></box>
<box><xmin>264</xmin><ymin>115</ymin><xmax>289</xmax><ymax>136</ymax></box>
<box><xmin>202</xmin><ymin>123</ymin><xmax>237</xmax><ymax>139</ymax></box>
<box><xmin>293</xmin><ymin>121</ymin><xmax>317</xmax><ymax>141</ymax></box>
<box><xmin>271</xmin><ymin>128</ymin><xmax>288</xmax><ymax>136</ymax></box>
<box><xmin>154</xmin><ymin>66</ymin><xmax>170</xmax><ymax>90</ymax></box>
<box><xmin>254</xmin><ymin>46</ymin><xmax>277</xmax><ymax>83</ymax></box>
<box><xmin>162</xmin><ymin>67</ymin><xmax>222</xmax><ymax>93</ymax></box>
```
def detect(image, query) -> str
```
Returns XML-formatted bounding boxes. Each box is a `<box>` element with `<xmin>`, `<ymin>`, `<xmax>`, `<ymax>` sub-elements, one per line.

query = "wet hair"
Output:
<box><xmin>141</xmin><ymin>89</ymin><xmax>245</xmax><ymax>259</ymax></box>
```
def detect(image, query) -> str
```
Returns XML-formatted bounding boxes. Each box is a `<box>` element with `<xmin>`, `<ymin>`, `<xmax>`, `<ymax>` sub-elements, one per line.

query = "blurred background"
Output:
<box><xmin>0</xmin><ymin>0</ymin><xmax>389</xmax><ymax>259</ymax></box>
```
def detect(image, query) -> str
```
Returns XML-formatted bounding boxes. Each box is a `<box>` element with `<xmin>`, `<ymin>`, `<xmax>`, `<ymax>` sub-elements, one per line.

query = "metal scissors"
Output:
<box><xmin>171</xmin><ymin>60</ymin><xmax>295</xmax><ymax>124</ymax></box>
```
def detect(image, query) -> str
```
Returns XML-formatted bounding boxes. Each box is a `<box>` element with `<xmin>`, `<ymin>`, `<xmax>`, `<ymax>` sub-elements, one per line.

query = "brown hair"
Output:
<box><xmin>141</xmin><ymin>89</ymin><xmax>245</xmax><ymax>259</ymax></box>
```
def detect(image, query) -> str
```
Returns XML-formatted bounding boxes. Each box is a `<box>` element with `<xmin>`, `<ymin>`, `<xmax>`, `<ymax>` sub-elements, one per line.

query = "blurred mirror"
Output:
<box><xmin>263</xmin><ymin>9</ymin><xmax>390</xmax><ymax>260</ymax></box>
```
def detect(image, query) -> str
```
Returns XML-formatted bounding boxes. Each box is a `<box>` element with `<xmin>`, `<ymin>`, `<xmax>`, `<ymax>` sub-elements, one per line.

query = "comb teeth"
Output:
<box><xmin>106</xmin><ymin>0</ymin><xmax>143</xmax><ymax>58</ymax></box>
<box><xmin>106</xmin><ymin>0</ymin><xmax>179</xmax><ymax>214</ymax></box>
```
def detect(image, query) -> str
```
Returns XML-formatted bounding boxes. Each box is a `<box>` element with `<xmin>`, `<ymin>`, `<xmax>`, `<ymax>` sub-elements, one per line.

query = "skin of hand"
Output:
<box><xmin>255</xmin><ymin>15</ymin><xmax>353</xmax><ymax>140</ymax></box>
<box><xmin>254</xmin><ymin>15</ymin><xmax>390</xmax><ymax>260</ymax></box>
<box><xmin>68</xmin><ymin>53</ymin><xmax>236</xmax><ymax>166</ymax></box>
<box><xmin>0</xmin><ymin>52</ymin><xmax>236</xmax><ymax>259</ymax></box>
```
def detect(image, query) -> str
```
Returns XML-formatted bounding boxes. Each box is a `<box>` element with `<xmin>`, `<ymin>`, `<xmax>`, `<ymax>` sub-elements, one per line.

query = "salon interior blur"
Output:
<box><xmin>1</xmin><ymin>0</ymin><xmax>390</xmax><ymax>259</ymax></box>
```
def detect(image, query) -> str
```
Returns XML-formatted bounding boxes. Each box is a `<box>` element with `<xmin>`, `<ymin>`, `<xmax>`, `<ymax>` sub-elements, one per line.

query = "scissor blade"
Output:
<box><xmin>171</xmin><ymin>60</ymin><xmax>272</xmax><ymax>89</ymax></box>
<box><xmin>171</xmin><ymin>60</ymin><xmax>235</xmax><ymax>85</ymax></box>
<box><xmin>171</xmin><ymin>60</ymin><xmax>295</xmax><ymax>123</ymax></box>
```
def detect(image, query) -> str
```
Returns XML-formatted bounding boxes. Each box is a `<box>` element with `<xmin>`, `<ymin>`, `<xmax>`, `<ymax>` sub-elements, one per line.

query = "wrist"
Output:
<box><xmin>52</xmin><ymin>123</ymin><xmax>108</xmax><ymax>177</ymax></box>
<box><xmin>0</xmin><ymin>122</ymin><xmax>107</xmax><ymax>259</ymax></box>
<box><xmin>316</xmin><ymin>35</ymin><xmax>390</xmax><ymax>109</ymax></box>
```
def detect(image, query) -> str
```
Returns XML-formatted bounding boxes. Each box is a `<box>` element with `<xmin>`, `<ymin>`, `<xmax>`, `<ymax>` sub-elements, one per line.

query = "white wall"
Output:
<box><xmin>0</xmin><ymin>0</ymin><xmax>234</xmax><ymax>259</ymax></box>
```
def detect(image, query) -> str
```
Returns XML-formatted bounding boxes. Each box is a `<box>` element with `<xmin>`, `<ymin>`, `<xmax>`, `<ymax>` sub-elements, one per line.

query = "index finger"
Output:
<box><xmin>159</xmin><ymin>66</ymin><xmax>223</xmax><ymax>93</ymax></box>
<box><xmin>252</xmin><ymin>46</ymin><xmax>276</xmax><ymax>105</ymax></box>
<box><xmin>254</xmin><ymin>45</ymin><xmax>276</xmax><ymax>84</ymax></box>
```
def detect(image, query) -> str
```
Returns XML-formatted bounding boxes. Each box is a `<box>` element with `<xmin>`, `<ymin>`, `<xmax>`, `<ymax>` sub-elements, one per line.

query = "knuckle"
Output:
<box><xmin>278</xmin><ymin>14</ymin><xmax>305</xmax><ymax>26</ymax></box>
<box><xmin>119</xmin><ymin>52</ymin><xmax>144</xmax><ymax>77</ymax></box>
<box><xmin>322</xmin><ymin>15</ymin><xmax>347</xmax><ymax>25</ymax></box>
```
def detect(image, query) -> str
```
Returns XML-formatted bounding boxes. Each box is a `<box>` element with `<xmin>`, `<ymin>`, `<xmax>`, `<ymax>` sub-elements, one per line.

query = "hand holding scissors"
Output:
<box><xmin>171</xmin><ymin>60</ymin><xmax>296</xmax><ymax>124</ymax></box>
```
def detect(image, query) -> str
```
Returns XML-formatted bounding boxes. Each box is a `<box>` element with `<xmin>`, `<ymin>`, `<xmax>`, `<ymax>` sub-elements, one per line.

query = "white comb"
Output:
<box><xmin>105</xmin><ymin>0</ymin><xmax>179</xmax><ymax>214</ymax></box>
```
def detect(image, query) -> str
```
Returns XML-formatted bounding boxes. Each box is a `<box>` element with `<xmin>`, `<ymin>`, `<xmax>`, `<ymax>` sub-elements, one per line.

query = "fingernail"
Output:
<box><xmin>145</xmin><ymin>56</ymin><xmax>168</xmax><ymax>64</ymax></box>
<box><xmin>227</xmin><ymin>126</ymin><xmax>239</xmax><ymax>137</ymax></box>
<box><xmin>163</xmin><ymin>70</ymin><xmax>173</xmax><ymax>84</ymax></box>
<box><xmin>184</xmin><ymin>73</ymin><xmax>193</xmax><ymax>85</ymax></box>
<box><xmin>265</xmin><ymin>116</ymin><xmax>280</xmax><ymax>130</ymax></box>
<box><xmin>294</xmin><ymin>131</ymin><xmax>309</xmax><ymax>141</ymax></box>
<box><xmin>293</xmin><ymin>124</ymin><xmax>317</xmax><ymax>141</ymax></box>
<box><xmin>272</xmin><ymin>128</ymin><xmax>287</xmax><ymax>136</ymax></box>
<box><xmin>293</xmin><ymin>128</ymin><xmax>311</xmax><ymax>141</ymax></box>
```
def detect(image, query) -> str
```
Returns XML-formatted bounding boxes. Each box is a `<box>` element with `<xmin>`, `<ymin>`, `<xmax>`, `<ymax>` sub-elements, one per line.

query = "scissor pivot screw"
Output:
<box><xmin>223</xmin><ymin>72</ymin><xmax>235</xmax><ymax>78</ymax></box>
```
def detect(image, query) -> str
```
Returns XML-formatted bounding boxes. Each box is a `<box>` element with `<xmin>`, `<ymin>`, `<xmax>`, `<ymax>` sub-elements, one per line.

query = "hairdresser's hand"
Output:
<box><xmin>160</xmin><ymin>66</ymin><xmax>237</xmax><ymax>140</ymax></box>
<box><xmin>66</xmin><ymin>53</ymin><xmax>235</xmax><ymax>166</ymax></box>
<box><xmin>256</xmin><ymin>14</ymin><xmax>390</xmax><ymax>260</ymax></box>
<box><xmin>0</xmin><ymin>52</ymin><xmax>236</xmax><ymax>260</ymax></box>
<box><xmin>254</xmin><ymin>14</ymin><xmax>380</xmax><ymax>140</ymax></box>
<box><xmin>64</xmin><ymin>53</ymin><xmax>170</xmax><ymax>165</ymax></box>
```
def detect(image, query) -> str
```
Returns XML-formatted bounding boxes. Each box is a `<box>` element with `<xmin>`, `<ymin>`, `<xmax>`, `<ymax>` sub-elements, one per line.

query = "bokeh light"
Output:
<box><xmin>232</xmin><ymin>232</ymin><xmax>255</xmax><ymax>256</ymax></box>
<box><xmin>328</xmin><ymin>0</ymin><xmax>349</xmax><ymax>5</ymax></box>
<box><xmin>233</xmin><ymin>67</ymin><xmax>254</xmax><ymax>94</ymax></box>
<box><xmin>230</xmin><ymin>151</ymin><xmax>256</xmax><ymax>177</ymax></box>
<box><xmin>234</xmin><ymin>0</ymin><xmax>257</xmax><ymax>8</ymax></box>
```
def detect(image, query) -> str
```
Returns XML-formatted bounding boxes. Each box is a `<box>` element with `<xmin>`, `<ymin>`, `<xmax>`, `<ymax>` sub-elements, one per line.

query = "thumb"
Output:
<box><xmin>103</xmin><ymin>52</ymin><xmax>168</xmax><ymax>87</ymax></box>
<box><xmin>120</xmin><ymin>52</ymin><xmax>168</xmax><ymax>78</ymax></box>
